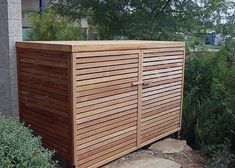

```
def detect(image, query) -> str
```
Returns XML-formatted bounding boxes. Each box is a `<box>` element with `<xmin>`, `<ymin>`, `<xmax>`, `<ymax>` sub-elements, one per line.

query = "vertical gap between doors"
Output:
<box><xmin>137</xmin><ymin>50</ymin><xmax>143</xmax><ymax>147</ymax></box>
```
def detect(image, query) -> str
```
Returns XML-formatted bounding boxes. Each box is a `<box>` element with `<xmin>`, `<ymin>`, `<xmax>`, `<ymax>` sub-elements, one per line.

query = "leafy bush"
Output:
<box><xmin>224</xmin><ymin>38</ymin><xmax>235</xmax><ymax>64</ymax></box>
<box><xmin>27</xmin><ymin>10</ymin><xmax>82</xmax><ymax>41</ymax></box>
<box><xmin>0</xmin><ymin>113</ymin><xmax>57</xmax><ymax>168</ymax></box>
<box><xmin>207</xmin><ymin>142</ymin><xmax>235</xmax><ymax>168</ymax></box>
<box><xmin>182</xmin><ymin>49</ymin><xmax>235</xmax><ymax>153</ymax></box>
<box><xmin>185</xmin><ymin>35</ymin><xmax>204</xmax><ymax>52</ymax></box>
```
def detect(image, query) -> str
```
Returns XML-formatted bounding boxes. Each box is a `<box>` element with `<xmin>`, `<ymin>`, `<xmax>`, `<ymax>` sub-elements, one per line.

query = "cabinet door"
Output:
<box><xmin>75</xmin><ymin>50</ymin><xmax>139</xmax><ymax>167</ymax></box>
<box><xmin>141</xmin><ymin>47</ymin><xmax>185</xmax><ymax>145</ymax></box>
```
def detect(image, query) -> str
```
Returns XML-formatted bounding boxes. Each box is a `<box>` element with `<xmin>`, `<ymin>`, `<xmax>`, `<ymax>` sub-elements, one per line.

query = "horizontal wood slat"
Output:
<box><xmin>76</xmin><ymin>85</ymin><xmax>137</xmax><ymax>102</ymax></box>
<box><xmin>75</xmin><ymin>50</ymin><xmax>139</xmax><ymax>57</ymax></box>
<box><xmin>76</xmin><ymin>130</ymin><xmax>136</xmax><ymax>155</ymax></box>
<box><xmin>142</xmin><ymin>98</ymin><xmax>180</xmax><ymax>120</ymax></box>
<box><xmin>76</xmin><ymin>63</ymin><xmax>138</xmax><ymax>75</ymax></box>
<box><xmin>17</xmin><ymin>42</ymin><xmax>185</xmax><ymax>168</ymax></box>
<box><xmin>144</xmin><ymin>55</ymin><xmax>183</xmax><ymax>62</ymax></box>
<box><xmin>143</xmin><ymin>59</ymin><xmax>183</xmax><ymax>67</ymax></box>
<box><xmin>77</xmin><ymin>90</ymin><xmax>137</xmax><ymax>108</ymax></box>
<box><xmin>77</xmin><ymin>117</ymin><xmax>137</xmax><ymax>139</ymax></box>
<box><xmin>20</xmin><ymin>58</ymin><xmax>67</xmax><ymax>68</ymax></box>
<box><xmin>77</xmin><ymin>126</ymin><xmax>137</xmax><ymax>149</ymax></box>
<box><xmin>76</xmin><ymin>77</ymin><xmax>138</xmax><ymax>92</ymax></box>
<box><xmin>17</xmin><ymin>48</ymin><xmax>71</xmax><ymax>159</ymax></box>
<box><xmin>144</xmin><ymin>52</ymin><xmax>183</xmax><ymax>58</ymax></box>
<box><xmin>76</xmin><ymin>59</ymin><xmax>138</xmax><ymax>69</ymax></box>
<box><xmin>77</xmin><ymin>94</ymin><xmax>137</xmax><ymax>113</ymax></box>
<box><xmin>77</xmin><ymin>104</ymin><xmax>137</xmax><ymax>123</ymax></box>
<box><xmin>143</xmin><ymin>48</ymin><xmax>184</xmax><ymax>54</ymax></box>
<box><xmin>77</xmin><ymin>100</ymin><xmax>137</xmax><ymax>119</ymax></box>
<box><xmin>140</xmin><ymin>47</ymin><xmax>184</xmax><ymax>149</ymax></box>
<box><xmin>142</xmin><ymin>124</ymin><xmax>180</xmax><ymax>143</ymax></box>
<box><xmin>143</xmin><ymin>66</ymin><xmax>182</xmax><ymax>76</ymax></box>
<box><xmin>76</xmin><ymin>72</ymin><xmax>138</xmax><ymax>86</ymax></box>
<box><xmin>77</xmin><ymin>112</ymin><xmax>137</xmax><ymax>131</ymax></box>
<box><xmin>77</xmin><ymin>68</ymin><xmax>138</xmax><ymax>81</ymax></box>
<box><xmin>143</xmin><ymin>62</ymin><xmax>183</xmax><ymax>71</ymax></box>
<box><xmin>75</xmin><ymin>51</ymin><xmax>139</xmax><ymax>167</ymax></box>
<box><xmin>77</xmin><ymin>134</ymin><xmax>136</xmax><ymax>161</ymax></box>
<box><xmin>76</xmin><ymin>54</ymin><xmax>138</xmax><ymax>63</ymax></box>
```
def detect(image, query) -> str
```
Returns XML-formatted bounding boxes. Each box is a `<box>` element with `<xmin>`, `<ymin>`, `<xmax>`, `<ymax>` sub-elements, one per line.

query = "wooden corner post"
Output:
<box><xmin>178</xmin><ymin>47</ymin><xmax>186</xmax><ymax>139</ymax></box>
<box><xmin>69</xmin><ymin>53</ymin><xmax>77</xmax><ymax>167</ymax></box>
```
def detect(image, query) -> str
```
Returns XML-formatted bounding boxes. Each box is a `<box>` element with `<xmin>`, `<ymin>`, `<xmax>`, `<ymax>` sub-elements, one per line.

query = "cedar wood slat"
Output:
<box><xmin>17</xmin><ymin>48</ymin><xmax>72</xmax><ymax>162</ymax></box>
<box><xmin>77</xmin><ymin>130</ymin><xmax>137</xmax><ymax>154</ymax></box>
<box><xmin>77</xmin><ymin>118</ymin><xmax>137</xmax><ymax>139</ymax></box>
<box><xmin>77</xmin><ymin>112</ymin><xmax>137</xmax><ymax>131</ymax></box>
<box><xmin>16</xmin><ymin>41</ymin><xmax>185</xmax><ymax>52</ymax></box>
<box><xmin>142</xmin><ymin>100</ymin><xmax>181</xmax><ymax>118</ymax></box>
<box><xmin>70</xmin><ymin>53</ymin><xmax>77</xmax><ymax>166</ymax></box>
<box><xmin>179</xmin><ymin>48</ymin><xmax>186</xmax><ymax>134</ymax></box>
<box><xmin>17</xmin><ymin>41</ymin><xmax>185</xmax><ymax>168</ymax></box>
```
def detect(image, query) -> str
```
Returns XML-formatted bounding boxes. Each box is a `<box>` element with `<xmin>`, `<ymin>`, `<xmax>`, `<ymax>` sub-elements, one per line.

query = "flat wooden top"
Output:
<box><xmin>16</xmin><ymin>40</ymin><xmax>185</xmax><ymax>52</ymax></box>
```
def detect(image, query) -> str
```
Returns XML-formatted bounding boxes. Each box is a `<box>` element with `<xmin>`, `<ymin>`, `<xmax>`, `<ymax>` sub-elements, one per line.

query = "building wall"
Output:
<box><xmin>21</xmin><ymin>0</ymin><xmax>49</xmax><ymax>40</ymax></box>
<box><xmin>0</xmin><ymin>0</ymin><xmax>22</xmax><ymax>116</ymax></box>
<box><xmin>22</xmin><ymin>0</ymin><xmax>40</xmax><ymax>28</ymax></box>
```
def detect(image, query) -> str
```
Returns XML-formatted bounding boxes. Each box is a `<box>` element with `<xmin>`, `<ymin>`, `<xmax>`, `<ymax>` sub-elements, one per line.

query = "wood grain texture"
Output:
<box><xmin>141</xmin><ymin>48</ymin><xmax>184</xmax><ymax>144</ymax></box>
<box><xmin>75</xmin><ymin>50</ymin><xmax>138</xmax><ymax>167</ymax></box>
<box><xmin>179</xmin><ymin>48</ymin><xmax>186</xmax><ymax>133</ymax></box>
<box><xmin>16</xmin><ymin>41</ymin><xmax>185</xmax><ymax>52</ymax></box>
<box><xmin>17</xmin><ymin>48</ymin><xmax>72</xmax><ymax>161</ymax></box>
<box><xmin>17</xmin><ymin>41</ymin><xmax>185</xmax><ymax>168</ymax></box>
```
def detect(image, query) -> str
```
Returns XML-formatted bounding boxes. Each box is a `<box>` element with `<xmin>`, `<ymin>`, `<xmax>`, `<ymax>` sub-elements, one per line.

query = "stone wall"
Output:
<box><xmin>0</xmin><ymin>0</ymin><xmax>22</xmax><ymax>116</ymax></box>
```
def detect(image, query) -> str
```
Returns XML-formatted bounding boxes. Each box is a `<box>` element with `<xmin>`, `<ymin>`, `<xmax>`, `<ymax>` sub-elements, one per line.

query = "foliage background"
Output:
<box><xmin>51</xmin><ymin>0</ymin><xmax>235</xmax><ymax>40</ymax></box>
<box><xmin>23</xmin><ymin>1</ymin><xmax>235</xmax><ymax>166</ymax></box>
<box><xmin>27</xmin><ymin>10</ymin><xmax>82</xmax><ymax>41</ymax></box>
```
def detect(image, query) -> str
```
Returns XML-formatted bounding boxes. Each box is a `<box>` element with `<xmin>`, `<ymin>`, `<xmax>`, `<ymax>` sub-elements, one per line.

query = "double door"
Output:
<box><xmin>75</xmin><ymin>47</ymin><xmax>184</xmax><ymax>167</ymax></box>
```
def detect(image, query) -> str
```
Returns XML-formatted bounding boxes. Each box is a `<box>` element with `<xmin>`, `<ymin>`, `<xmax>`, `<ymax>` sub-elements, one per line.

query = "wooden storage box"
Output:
<box><xmin>16</xmin><ymin>41</ymin><xmax>185</xmax><ymax>168</ymax></box>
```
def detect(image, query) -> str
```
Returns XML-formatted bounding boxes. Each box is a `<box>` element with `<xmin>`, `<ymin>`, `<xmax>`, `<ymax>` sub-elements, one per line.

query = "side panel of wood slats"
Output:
<box><xmin>141</xmin><ymin>47</ymin><xmax>184</xmax><ymax>144</ymax></box>
<box><xmin>75</xmin><ymin>50</ymin><xmax>139</xmax><ymax>168</ymax></box>
<box><xmin>17</xmin><ymin>48</ymin><xmax>72</xmax><ymax>159</ymax></box>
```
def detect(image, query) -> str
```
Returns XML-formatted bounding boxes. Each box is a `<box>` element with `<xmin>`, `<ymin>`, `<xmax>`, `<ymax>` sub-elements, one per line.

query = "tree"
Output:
<box><xmin>51</xmin><ymin>0</ymin><xmax>235</xmax><ymax>40</ymax></box>
<box><xmin>27</xmin><ymin>10</ymin><xmax>82</xmax><ymax>41</ymax></box>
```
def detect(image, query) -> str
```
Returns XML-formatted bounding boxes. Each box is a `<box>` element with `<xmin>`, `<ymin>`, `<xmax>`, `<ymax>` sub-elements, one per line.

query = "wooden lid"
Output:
<box><xmin>16</xmin><ymin>40</ymin><xmax>185</xmax><ymax>52</ymax></box>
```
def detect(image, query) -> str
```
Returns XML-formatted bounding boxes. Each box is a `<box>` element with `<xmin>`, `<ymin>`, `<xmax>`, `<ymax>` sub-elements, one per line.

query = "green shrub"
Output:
<box><xmin>185</xmin><ymin>35</ymin><xmax>204</xmax><ymax>52</ymax></box>
<box><xmin>182</xmin><ymin>49</ymin><xmax>235</xmax><ymax>152</ymax></box>
<box><xmin>207</xmin><ymin>141</ymin><xmax>235</xmax><ymax>168</ymax></box>
<box><xmin>0</xmin><ymin>113</ymin><xmax>57</xmax><ymax>168</ymax></box>
<box><xmin>27</xmin><ymin>10</ymin><xmax>82</xmax><ymax>41</ymax></box>
<box><xmin>224</xmin><ymin>38</ymin><xmax>235</xmax><ymax>60</ymax></box>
